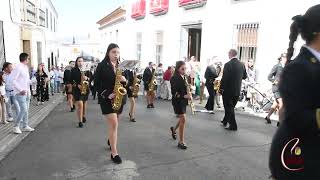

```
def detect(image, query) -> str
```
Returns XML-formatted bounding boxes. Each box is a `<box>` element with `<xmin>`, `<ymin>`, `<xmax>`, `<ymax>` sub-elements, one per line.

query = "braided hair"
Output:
<box><xmin>287</xmin><ymin>5</ymin><xmax>320</xmax><ymax>63</ymax></box>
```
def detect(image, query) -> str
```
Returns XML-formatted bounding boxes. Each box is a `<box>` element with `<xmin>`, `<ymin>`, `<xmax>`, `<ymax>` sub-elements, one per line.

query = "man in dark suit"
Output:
<box><xmin>204</xmin><ymin>62</ymin><xmax>218</xmax><ymax>113</ymax></box>
<box><xmin>143</xmin><ymin>62</ymin><xmax>156</xmax><ymax>108</ymax></box>
<box><xmin>220</xmin><ymin>49</ymin><xmax>247</xmax><ymax>131</ymax></box>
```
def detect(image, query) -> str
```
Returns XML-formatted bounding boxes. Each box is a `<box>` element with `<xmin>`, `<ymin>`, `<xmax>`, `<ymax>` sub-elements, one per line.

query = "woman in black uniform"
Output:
<box><xmin>35</xmin><ymin>64</ymin><xmax>48</xmax><ymax>105</ymax></box>
<box><xmin>169</xmin><ymin>61</ymin><xmax>191</xmax><ymax>150</ymax></box>
<box><xmin>70</xmin><ymin>57</ymin><xmax>90</xmax><ymax>128</ymax></box>
<box><xmin>94</xmin><ymin>43</ymin><xmax>127</xmax><ymax>164</ymax></box>
<box><xmin>124</xmin><ymin>69</ymin><xmax>137</xmax><ymax>122</ymax></box>
<box><xmin>269</xmin><ymin>5</ymin><xmax>320</xmax><ymax>180</ymax></box>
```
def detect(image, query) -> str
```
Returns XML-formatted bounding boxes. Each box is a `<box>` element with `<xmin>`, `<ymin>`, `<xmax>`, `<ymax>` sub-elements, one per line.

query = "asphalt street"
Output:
<box><xmin>0</xmin><ymin>97</ymin><xmax>277</xmax><ymax>180</ymax></box>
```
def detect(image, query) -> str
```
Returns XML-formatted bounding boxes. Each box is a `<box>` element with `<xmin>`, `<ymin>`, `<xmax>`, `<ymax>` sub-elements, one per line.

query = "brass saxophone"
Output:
<box><xmin>80</xmin><ymin>70</ymin><xmax>89</xmax><ymax>95</ymax></box>
<box><xmin>112</xmin><ymin>67</ymin><xmax>127</xmax><ymax>111</ymax></box>
<box><xmin>184</xmin><ymin>76</ymin><xmax>196</xmax><ymax>115</ymax></box>
<box><xmin>132</xmin><ymin>72</ymin><xmax>141</xmax><ymax>97</ymax></box>
<box><xmin>148</xmin><ymin>68</ymin><xmax>157</xmax><ymax>93</ymax></box>
<box><xmin>213</xmin><ymin>80</ymin><xmax>221</xmax><ymax>92</ymax></box>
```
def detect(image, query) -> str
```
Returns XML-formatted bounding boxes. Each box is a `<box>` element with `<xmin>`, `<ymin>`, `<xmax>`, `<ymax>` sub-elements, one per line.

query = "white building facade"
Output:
<box><xmin>0</xmin><ymin>0</ymin><xmax>59</xmax><ymax>70</ymax></box>
<box><xmin>97</xmin><ymin>0</ymin><xmax>319</xmax><ymax>87</ymax></box>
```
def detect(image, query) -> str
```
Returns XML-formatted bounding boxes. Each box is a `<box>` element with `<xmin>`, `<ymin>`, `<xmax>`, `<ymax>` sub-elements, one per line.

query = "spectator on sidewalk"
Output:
<box><xmin>54</xmin><ymin>67</ymin><xmax>61</xmax><ymax>93</ymax></box>
<box><xmin>160</xmin><ymin>66</ymin><xmax>172</xmax><ymax>100</ymax></box>
<box><xmin>29</xmin><ymin>66</ymin><xmax>36</xmax><ymax>97</ymax></box>
<box><xmin>245</xmin><ymin>59</ymin><xmax>257</xmax><ymax>107</ymax></box>
<box><xmin>11</xmin><ymin>53</ymin><xmax>34</xmax><ymax>134</ymax></box>
<box><xmin>35</xmin><ymin>64</ymin><xmax>48</xmax><ymax>105</ymax></box>
<box><xmin>0</xmin><ymin>73</ymin><xmax>7</xmax><ymax>124</ymax></box>
<box><xmin>3</xmin><ymin>62</ymin><xmax>19</xmax><ymax>123</ymax></box>
<box><xmin>155</xmin><ymin>63</ymin><xmax>164</xmax><ymax>99</ymax></box>
<box><xmin>49</xmin><ymin>67</ymin><xmax>55</xmax><ymax>96</ymax></box>
<box><xmin>265</xmin><ymin>53</ymin><xmax>287</xmax><ymax>125</ymax></box>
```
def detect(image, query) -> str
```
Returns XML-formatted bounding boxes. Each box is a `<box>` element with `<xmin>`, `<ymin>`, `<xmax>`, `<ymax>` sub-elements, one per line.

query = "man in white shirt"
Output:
<box><xmin>11</xmin><ymin>53</ymin><xmax>34</xmax><ymax>134</ymax></box>
<box><xmin>2</xmin><ymin>62</ymin><xmax>20</xmax><ymax>122</ymax></box>
<box><xmin>54</xmin><ymin>67</ymin><xmax>61</xmax><ymax>93</ymax></box>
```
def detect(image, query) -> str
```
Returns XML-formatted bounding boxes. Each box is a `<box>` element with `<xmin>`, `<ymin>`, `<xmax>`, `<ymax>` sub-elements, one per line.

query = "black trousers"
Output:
<box><xmin>205</xmin><ymin>84</ymin><xmax>216</xmax><ymax>111</ymax></box>
<box><xmin>222</xmin><ymin>95</ymin><xmax>239</xmax><ymax>129</ymax></box>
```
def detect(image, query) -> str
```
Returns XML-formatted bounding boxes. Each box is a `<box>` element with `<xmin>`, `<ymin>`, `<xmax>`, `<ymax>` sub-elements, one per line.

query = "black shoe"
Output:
<box><xmin>225</xmin><ymin>127</ymin><xmax>237</xmax><ymax>131</ymax></box>
<box><xmin>111</xmin><ymin>154</ymin><xmax>122</xmax><ymax>164</ymax></box>
<box><xmin>70</xmin><ymin>107</ymin><xmax>74</xmax><ymax>112</ymax></box>
<box><xmin>129</xmin><ymin>113</ymin><xmax>136</xmax><ymax>122</ymax></box>
<box><xmin>277</xmin><ymin>122</ymin><xmax>280</xmax><ymax>127</ymax></box>
<box><xmin>151</xmin><ymin>104</ymin><xmax>155</xmax><ymax>108</ymax></box>
<box><xmin>265</xmin><ymin>117</ymin><xmax>271</xmax><ymax>124</ymax></box>
<box><xmin>221</xmin><ymin>121</ymin><xmax>227</xmax><ymax>127</ymax></box>
<box><xmin>147</xmin><ymin>104</ymin><xmax>151</xmax><ymax>108</ymax></box>
<box><xmin>83</xmin><ymin>117</ymin><xmax>87</xmax><ymax>123</ymax></box>
<box><xmin>170</xmin><ymin>127</ymin><xmax>177</xmax><ymax>140</ymax></box>
<box><xmin>78</xmin><ymin>122</ymin><xmax>83</xmax><ymax>128</ymax></box>
<box><xmin>177</xmin><ymin>142</ymin><xmax>187</xmax><ymax>150</ymax></box>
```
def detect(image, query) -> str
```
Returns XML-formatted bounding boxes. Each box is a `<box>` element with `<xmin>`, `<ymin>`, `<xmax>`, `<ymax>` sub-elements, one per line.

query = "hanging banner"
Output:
<box><xmin>178</xmin><ymin>0</ymin><xmax>207</xmax><ymax>10</ymax></box>
<box><xmin>131</xmin><ymin>0</ymin><xmax>146</xmax><ymax>20</ymax></box>
<box><xmin>150</xmin><ymin>0</ymin><xmax>169</xmax><ymax>16</ymax></box>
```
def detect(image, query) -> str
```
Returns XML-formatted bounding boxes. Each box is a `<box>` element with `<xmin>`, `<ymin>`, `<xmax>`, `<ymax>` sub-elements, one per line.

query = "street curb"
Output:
<box><xmin>0</xmin><ymin>95</ymin><xmax>64</xmax><ymax>162</ymax></box>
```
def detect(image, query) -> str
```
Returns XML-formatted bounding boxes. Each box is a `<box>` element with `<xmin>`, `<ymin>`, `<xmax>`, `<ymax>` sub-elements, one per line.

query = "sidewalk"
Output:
<box><xmin>0</xmin><ymin>94</ymin><xmax>64</xmax><ymax>161</ymax></box>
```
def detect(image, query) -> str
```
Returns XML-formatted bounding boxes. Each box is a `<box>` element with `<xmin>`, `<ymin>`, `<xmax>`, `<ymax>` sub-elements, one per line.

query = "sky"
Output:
<box><xmin>53</xmin><ymin>0</ymin><xmax>128</xmax><ymax>41</ymax></box>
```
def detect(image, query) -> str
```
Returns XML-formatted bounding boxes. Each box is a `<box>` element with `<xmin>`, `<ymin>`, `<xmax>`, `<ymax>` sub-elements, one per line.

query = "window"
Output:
<box><xmin>50</xmin><ymin>12</ymin><xmax>52</xmax><ymax>31</ymax></box>
<box><xmin>39</xmin><ymin>9</ymin><xmax>46</xmax><ymax>27</ymax></box>
<box><xmin>233</xmin><ymin>23</ymin><xmax>259</xmax><ymax>63</ymax></box>
<box><xmin>46</xmin><ymin>9</ymin><xmax>48</xmax><ymax>28</ymax></box>
<box><xmin>0</xmin><ymin>21</ymin><xmax>6</xmax><ymax>66</ymax></box>
<box><xmin>136</xmin><ymin>32</ymin><xmax>142</xmax><ymax>60</ymax></box>
<box><xmin>155</xmin><ymin>31</ymin><xmax>163</xmax><ymax>64</ymax></box>
<box><xmin>26</xmin><ymin>0</ymin><xmax>36</xmax><ymax>23</ymax></box>
<box><xmin>54</xmin><ymin>18</ymin><xmax>56</xmax><ymax>32</ymax></box>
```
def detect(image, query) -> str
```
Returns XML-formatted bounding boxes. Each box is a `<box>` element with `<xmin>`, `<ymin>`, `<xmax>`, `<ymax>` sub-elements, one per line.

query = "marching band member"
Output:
<box><xmin>169</xmin><ymin>61</ymin><xmax>191</xmax><ymax>150</ymax></box>
<box><xmin>143</xmin><ymin>62</ymin><xmax>156</xmax><ymax>108</ymax></box>
<box><xmin>70</xmin><ymin>57</ymin><xmax>90</xmax><ymax>128</ymax></box>
<box><xmin>269</xmin><ymin>5</ymin><xmax>320</xmax><ymax>179</ymax></box>
<box><xmin>64</xmin><ymin>61</ymin><xmax>75</xmax><ymax>112</ymax></box>
<box><xmin>95</xmin><ymin>43</ymin><xmax>127</xmax><ymax>164</ymax></box>
<box><xmin>204</xmin><ymin>61</ymin><xmax>218</xmax><ymax>113</ymax></box>
<box><xmin>124</xmin><ymin>69</ymin><xmax>139</xmax><ymax>122</ymax></box>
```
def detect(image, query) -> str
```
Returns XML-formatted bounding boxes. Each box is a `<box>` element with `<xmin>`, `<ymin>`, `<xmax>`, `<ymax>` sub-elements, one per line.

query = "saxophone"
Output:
<box><xmin>213</xmin><ymin>80</ymin><xmax>221</xmax><ymax>92</ymax></box>
<box><xmin>132</xmin><ymin>72</ymin><xmax>141</xmax><ymax>97</ymax></box>
<box><xmin>184</xmin><ymin>76</ymin><xmax>196</xmax><ymax>115</ymax></box>
<box><xmin>148</xmin><ymin>68</ymin><xmax>157</xmax><ymax>93</ymax></box>
<box><xmin>80</xmin><ymin>70</ymin><xmax>89</xmax><ymax>95</ymax></box>
<box><xmin>112</xmin><ymin>67</ymin><xmax>127</xmax><ymax>111</ymax></box>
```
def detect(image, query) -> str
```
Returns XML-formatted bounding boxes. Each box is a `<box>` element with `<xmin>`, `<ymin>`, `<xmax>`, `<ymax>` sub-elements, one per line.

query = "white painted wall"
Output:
<box><xmin>98</xmin><ymin>0</ymin><xmax>319</xmax><ymax>87</ymax></box>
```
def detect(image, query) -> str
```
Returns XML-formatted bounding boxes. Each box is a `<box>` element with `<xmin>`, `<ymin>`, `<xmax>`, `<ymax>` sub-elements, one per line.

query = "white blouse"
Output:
<box><xmin>0</xmin><ymin>83</ymin><xmax>6</xmax><ymax>96</ymax></box>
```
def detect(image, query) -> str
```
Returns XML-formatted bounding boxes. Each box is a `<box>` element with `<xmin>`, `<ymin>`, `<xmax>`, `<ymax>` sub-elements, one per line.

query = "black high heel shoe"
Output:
<box><xmin>111</xmin><ymin>154</ymin><xmax>122</xmax><ymax>164</ymax></box>
<box><xmin>170</xmin><ymin>127</ymin><xmax>177</xmax><ymax>140</ymax></box>
<box><xmin>265</xmin><ymin>117</ymin><xmax>271</xmax><ymax>124</ymax></box>
<box><xmin>129</xmin><ymin>113</ymin><xmax>136</xmax><ymax>122</ymax></box>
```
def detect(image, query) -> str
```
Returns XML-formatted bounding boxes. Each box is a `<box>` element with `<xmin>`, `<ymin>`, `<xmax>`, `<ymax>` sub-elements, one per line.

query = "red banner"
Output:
<box><xmin>131</xmin><ymin>0</ymin><xmax>146</xmax><ymax>20</ymax></box>
<box><xmin>150</xmin><ymin>0</ymin><xmax>169</xmax><ymax>16</ymax></box>
<box><xmin>178</xmin><ymin>0</ymin><xmax>207</xmax><ymax>9</ymax></box>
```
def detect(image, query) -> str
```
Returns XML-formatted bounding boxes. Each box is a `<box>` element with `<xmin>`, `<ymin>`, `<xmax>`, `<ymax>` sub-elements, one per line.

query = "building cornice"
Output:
<box><xmin>97</xmin><ymin>6</ymin><xmax>126</xmax><ymax>26</ymax></box>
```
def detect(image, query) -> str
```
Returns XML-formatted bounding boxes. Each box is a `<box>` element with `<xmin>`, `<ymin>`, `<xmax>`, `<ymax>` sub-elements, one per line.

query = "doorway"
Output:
<box><xmin>179</xmin><ymin>23</ymin><xmax>202</xmax><ymax>61</ymax></box>
<box><xmin>23</xmin><ymin>40</ymin><xmax>31</xmax><ymax>66</ymax></box>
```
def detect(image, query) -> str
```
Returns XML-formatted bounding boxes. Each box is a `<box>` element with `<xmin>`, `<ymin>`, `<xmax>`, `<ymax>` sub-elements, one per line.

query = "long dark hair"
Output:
<box><xmin>174</xmin><ymin>61</ymin><xmax>186</xmax><ymax>75</ymax></box>
<box><xmin>75</xmin><ymin>57</ymin><xmax>83</xmax><ymax>69</ymax></box>
<box><xmin>287</xmin><ymin>5</ymin><xmax>320</xmax><ymax>62</ymax></box>
<box><xmin>0</xmin><ymin>72</ymin><xmax>3</xmax><ymax>86</ymax></box>
<box><xmin>103</xmin><ymin>43</ymin><xmax>120</xmax><ymax>65</ymax></box>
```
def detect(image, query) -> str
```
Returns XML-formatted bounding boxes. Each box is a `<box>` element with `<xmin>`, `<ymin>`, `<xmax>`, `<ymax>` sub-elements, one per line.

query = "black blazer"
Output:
<box><xmin>94</xmin><ymin>60</ymin><xmax>116</xmax><ymax>101</ymax></box>
<box><xmin>269</xmin><ymin>47</ymin><xmax>320</xmax><ymax>179</ymax></box>
<box><xmin>220</xmin><ymin>58</ymin><xmax>247</xmax><ymax>97</ymax></box>
<box><xmin>124</xmin><ymin>70</ymin><xmax>134</xmax><ymax>87</ymax></box>
<box><xmin>170</xmin><ymin>74</ymin><xmax>188</xmax><ymax>105</ymax></box>
<box><xmin>204</xmin><ymin>65</ymin><xmax>218</xmax><ymax>86</ymax></box>
<box><xmin>143</xmin><ymin>67</ymin><xmax>154</xmax><ymax>85</ymax></box>
<box><xmin>70</xmin><ymin>67</ymin><xmax>90</xmax><ymax>86</ymax></box>
<box><xmin>63</xmin><ymin>69</ymin><xmax>72</xmax><ymax>84</ymax></box>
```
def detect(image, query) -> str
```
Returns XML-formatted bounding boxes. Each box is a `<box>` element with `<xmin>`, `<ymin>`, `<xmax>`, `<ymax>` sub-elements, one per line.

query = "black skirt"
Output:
<box><xmin>127</xmin><ymin>88</ymin><xmax>134</xmax><ymax>98</ymax></box>
<box><xmin>172</xmin><ymin>98</ymin><xmax>188</xmax><ymax>115</ymax></box>
<box><xmin>99</xmin><ymin>98</ymin><xmax>124</xmax><ymax>115</ymax></box>
<box><xmin>73</xmin><ymin>88</ymin><xmax>89</xmax><ymax>101</ymax></box>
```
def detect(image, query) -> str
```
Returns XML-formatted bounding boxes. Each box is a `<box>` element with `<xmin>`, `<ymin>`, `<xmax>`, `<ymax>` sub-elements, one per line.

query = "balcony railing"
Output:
<box><xmin>26</xmin><ymin>0</ymin><xmax>36</xmax><ymax>23</ymax></box>
<box><xmin>39</xmin><ymin>9</ymin><xmax>46</xmax><ymax>27</ymax></box>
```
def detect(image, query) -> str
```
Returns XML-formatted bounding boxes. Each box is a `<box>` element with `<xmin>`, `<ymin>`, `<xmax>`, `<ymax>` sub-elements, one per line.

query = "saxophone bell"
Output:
<box><xmin>117</xmin><ymin>87</ymin><xmax>127</xmax><ymax>96</ymax></box>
